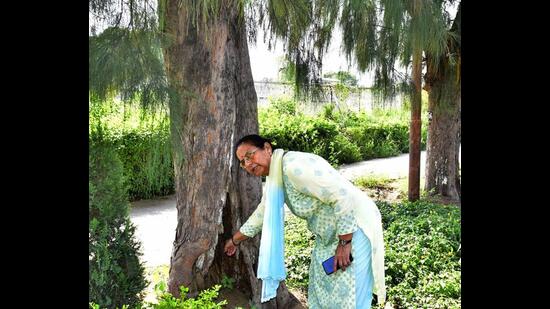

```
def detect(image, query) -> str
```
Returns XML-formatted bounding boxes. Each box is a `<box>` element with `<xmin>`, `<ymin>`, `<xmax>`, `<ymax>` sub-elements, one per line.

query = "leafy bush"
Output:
<box><xmin>283</xmin><ymin>201</ymin><xmax>461</xmax><ymax>309</ymax></box>
<box><xmin>344</xmin><ymin>122</ymin><xmax>406</xmax><ymax>160</ymax></box>
<box><xmin>376</xmin><ymin>200</ymin><xmax>461</xmax><ymax>308</ymax></box>
<box><xmin>220</xmin><ymin>274</ymin><xmax>235</xmax><ymax>290</ymax></box>
<box><xmin>148</xmin><ymin>283</ymin><xmax>227</xmax><ymax>309</ymax></box>
<box><xmin>260</xmin><ymin>110</ymin><xmax>342</xmax><ymax>165</ymax></box>
<box><xmin>115</xmin><ymin>126</ymin><xmax>174</xmax><ymax>200</ymax></box>
<box><xmin>89</xmin><ymin>130</ymin><xmax>148</xmax><ymax>309</ymax></box>
<box><xmin>329</xmin><ymin>134</ymin><xmax>363</xmax><ymax>164</ymax></box>
<box><xmin>260</xmin><ymin>101</ymin><xmax>426</xmax><ymax>166</ymax></box>
<box><xmin>284</xmin><ymin>214</ymin><xmax>314</xmax><ymax>292</ymax></box>
<box><xmin>90</xmin><ymin>99</ymin><xmax>174</xmax><ymax>201</ymax></box>
<box><xmin>89</xmin><ymin>283</ymin><xmax>227</xmax><ymax>309</ymax></box>
<box><xmin>269</xmin><ymin>96</ymin><xmax>298</xmax><ymax>116</ymax></box>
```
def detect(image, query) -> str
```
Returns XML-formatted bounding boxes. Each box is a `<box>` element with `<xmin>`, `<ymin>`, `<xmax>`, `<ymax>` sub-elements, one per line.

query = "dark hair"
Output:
<box><xmin>235</xmin><ymin>134</ymin><xmax>273</xmax><ymax>152</ymax></box>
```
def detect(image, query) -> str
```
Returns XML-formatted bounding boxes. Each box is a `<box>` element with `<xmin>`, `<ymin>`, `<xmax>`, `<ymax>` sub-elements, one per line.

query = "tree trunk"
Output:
<box><xmin>423</xmin><ymin>3</ymin><xmax>461</xmax><ymax>203</ymax></box>
<box><xmin>424</xmin><ymin>76</ymin><xmax>461</xmax><ymax>202</ymax></box>
<box><xmin>424</xmin><ymin>56</ymin><xmax>461</xmax><ymax>203</ymax></box>
<box><xmin>408</xmin><ymin>47</ymin><xmax>422</xmax><ymax>202</ymax></box>
<box><xmin>162</xmin><ymin>1</ymin><xmax>300</xmax><ymax>307</ymax></box>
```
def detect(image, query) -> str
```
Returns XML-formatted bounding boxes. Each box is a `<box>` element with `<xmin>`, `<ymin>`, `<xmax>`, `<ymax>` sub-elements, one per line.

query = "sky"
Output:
<box><xmin>248</xmin><ymin>2</ymin><xmax>458</xmax><ymax>87</ymax></box>
<box><xmin>247</xmin><ymin>27</ymin><xmax>376</xmax><ymax>86</ymax></box>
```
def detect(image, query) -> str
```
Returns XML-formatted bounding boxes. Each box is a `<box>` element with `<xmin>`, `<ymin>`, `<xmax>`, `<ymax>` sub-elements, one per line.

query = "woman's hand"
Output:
<box><xmin>334</xmin><ymin>238</ymin><xmax>353</xmax><ymax>272</ymax></box>
<box><xmin>224</xmin><ymin>232</ymin><xmax>248</xmax><ymax>256</ymax></box>
<box><xmin>224</xmin><ymin>238</ymin><xmax>238</xmax><ymax>256</ymax></box>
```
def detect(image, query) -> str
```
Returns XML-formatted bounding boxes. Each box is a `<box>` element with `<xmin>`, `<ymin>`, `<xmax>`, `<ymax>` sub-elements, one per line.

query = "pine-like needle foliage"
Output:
<box><xmin>340</xmin><ymin>0</ymin><xmax>458</xmax><ymax>101</ymax></box>
<box><xmin>90</xmin><ymin>0</ymin><xmax>459</xmax><ymax>109</ymax></box>
<box><xmin>89</xmin><ymin>27</ymin><xmax>169</xmax><ymax>112</ymax></box>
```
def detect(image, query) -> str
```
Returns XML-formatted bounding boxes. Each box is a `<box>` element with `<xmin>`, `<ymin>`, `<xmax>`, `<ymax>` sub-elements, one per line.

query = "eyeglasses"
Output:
<box><xmin>239</xmin><ymin>147</ymin><xmax>259</xmax><ymax>168</ymax></box>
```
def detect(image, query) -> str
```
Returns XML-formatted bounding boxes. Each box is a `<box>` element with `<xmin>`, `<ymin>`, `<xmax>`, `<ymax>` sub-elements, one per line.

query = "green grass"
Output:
<box><xmin>353</xmin><ymin>174</ymin><xmax>396</xmax><ymax>190</ymax></box>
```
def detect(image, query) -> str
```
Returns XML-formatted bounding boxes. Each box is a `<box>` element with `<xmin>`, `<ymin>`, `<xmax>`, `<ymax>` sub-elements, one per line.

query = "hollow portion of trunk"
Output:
<box><xmin>162</xmin><ymin>1</ymin><xmax>300</xmax><ymax>307</ymax></box>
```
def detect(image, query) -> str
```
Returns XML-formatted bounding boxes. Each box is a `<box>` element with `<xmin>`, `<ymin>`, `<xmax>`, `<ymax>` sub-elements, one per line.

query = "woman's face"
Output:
<box><xmin>236</xmin><ymin>142</ymin><xmax>272</xmax><ymax>177</ymax></box>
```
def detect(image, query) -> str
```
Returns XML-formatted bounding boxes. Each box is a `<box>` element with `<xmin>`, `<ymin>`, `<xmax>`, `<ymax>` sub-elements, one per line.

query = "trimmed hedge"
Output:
<box><xmin>89</xmin><ymin>124</ymin><xmax>174</xmax><ymax>201</ymax></box>
<box><xmin>114</xmin><ymin>127</ymin><xmax>174</xmax><ymax>200</ymax></box>
<box><xmin>259</xmin><ymin>100</ymin><xmax>427</xmax><ymax>166</ymax></box>
<box><xmin>90</xmin><ymin>97</ymin><xmax>427</xmax><ymax>199</ymax></box>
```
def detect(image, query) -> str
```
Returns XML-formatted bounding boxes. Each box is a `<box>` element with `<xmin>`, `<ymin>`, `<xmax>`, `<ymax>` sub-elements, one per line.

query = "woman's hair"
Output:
<box><xmin>235</xmin><ymin>134</ymin><xmax>273</xmax><ymax>151</ymax></box>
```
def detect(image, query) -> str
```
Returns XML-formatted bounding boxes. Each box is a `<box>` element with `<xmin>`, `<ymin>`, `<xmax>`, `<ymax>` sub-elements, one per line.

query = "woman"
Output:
<box><xmin>224</xmin><ymin>134</ymin><xmax>386</xmax><ymax>309</ymax></box>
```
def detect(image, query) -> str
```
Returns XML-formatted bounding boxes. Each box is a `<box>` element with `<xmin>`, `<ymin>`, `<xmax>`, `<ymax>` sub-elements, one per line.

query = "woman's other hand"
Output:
<box><xmin>334</xmin><ymin>241</ymin><xmax>353</xmax><ymax>272</ymax></box>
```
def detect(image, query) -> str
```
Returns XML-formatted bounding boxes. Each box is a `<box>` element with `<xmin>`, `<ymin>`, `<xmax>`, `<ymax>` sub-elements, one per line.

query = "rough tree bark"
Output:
<box><xmin>423</xmin><ymin>3</ymin><xmax>461</xmax><ymax>203</ymax></box>
<box><xmin>408</xmin><ymin>47</ymin><xmax>423</xmax><ymax>202</ymax></box>
<box><xmin>161</xmin><ymin>1</ymin><xmax>301</xmax><ymax>307</ymax></box>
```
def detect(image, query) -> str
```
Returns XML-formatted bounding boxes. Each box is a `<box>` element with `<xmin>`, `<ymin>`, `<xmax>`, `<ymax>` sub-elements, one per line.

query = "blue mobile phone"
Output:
<box><xmin>322</xmin><ymin>254</ymin><xmax>353</xmax><ymax>275</ymax></box>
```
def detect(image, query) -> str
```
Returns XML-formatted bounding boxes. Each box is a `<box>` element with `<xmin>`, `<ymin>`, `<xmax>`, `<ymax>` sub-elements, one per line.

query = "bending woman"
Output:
<box><xmin>224</xmin><ymin>134</ymin><xmax>386</xmax><ymax>309</ymax></box>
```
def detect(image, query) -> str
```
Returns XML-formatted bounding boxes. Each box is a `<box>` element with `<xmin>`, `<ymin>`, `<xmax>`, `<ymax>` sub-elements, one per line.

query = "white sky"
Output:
<box><xmin>248</xmin><ymin>2</ymin><xmax>458</xmax><ymax>87</ymax></box>
<box><xmin>248</xmin><ymin>27</ymin><xmax>376</xmax><ymax>86</ymax></box>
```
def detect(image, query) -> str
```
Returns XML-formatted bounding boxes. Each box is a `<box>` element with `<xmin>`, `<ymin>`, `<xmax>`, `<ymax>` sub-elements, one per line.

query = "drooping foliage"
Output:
<box><xmin>89</xmin><ymin>0</ymin><xmax>459</xmax><ymax>109</ymax></box>
<box><xmin>89</xmin><ymin>26</ymin><xmax>169</xmax><ymax>111</ymax></box>
<box><xmin>340</xmin><ymin>0</ymin><xmax>457</xmax><ymax>100</ymax></box>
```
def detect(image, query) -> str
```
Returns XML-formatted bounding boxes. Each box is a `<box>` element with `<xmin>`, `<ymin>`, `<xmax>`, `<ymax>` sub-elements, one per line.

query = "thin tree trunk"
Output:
<box><xmin>408</xmin><ymin>47</ymin><xmax>422</xmax><ymax>202</ymax></box>
<box><xmin>424</xmin><ymin>3</ymin><xmax>461</xmax><ymax>203</ymax></box>
<box><xmin>162</xmin><ymin>1</ymin><xmax>300</xmax><ymax>307</ymax></box>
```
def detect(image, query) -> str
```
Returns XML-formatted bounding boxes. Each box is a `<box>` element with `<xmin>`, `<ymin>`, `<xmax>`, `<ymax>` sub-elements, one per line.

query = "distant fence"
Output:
<box><xmin>254</xmin><ymin>80</ymin><xmax>404</xmax><ymax>114</ymax></box>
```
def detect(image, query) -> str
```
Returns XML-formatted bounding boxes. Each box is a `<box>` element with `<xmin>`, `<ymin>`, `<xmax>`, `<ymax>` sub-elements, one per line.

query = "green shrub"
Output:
<box><xmin>90</xmin><ymin>283</ymin><xmax>229</xmax><ymax>309</ymax></box>
<box><xmin>329</xmin><ymin>134</ymin><xmax>363</xmax><ymax>164</ymax></box>
<box><xmin>89</xmin><ymin>131</ymin><xmax>148</xmax><ymax>309</ymax></box>
<box><xmin>344</xmin><ymin>122</ymin><xmax>404</xmax><ymax>160</ymax></box>
<box><xmin>115</xmin><ymin>126</ymin><xmax>174</xmax><ymax>200</ymax></box>
<box><xmin>149</xmin><ymin>283</ymin><xmax>227</xmax><ymax>308</ymax></box>
<box><xmin>270</xmin><ymin>96</ymin><xmax>298</xmax><ymax>116</ymax></box>
<box><xmin>260</xmin><ymin>108</ymin><xmax>361</xmax><ymax>165</ymax></box>
<box><xmin>260</xmin><ymin>111</ymin><xmax>342</xmax><ymax>165</ymax></box>
<box><xmin>90</xmin><ymin>99</ymin><xmax>174</xmax><ymax>201</ymax></box>
<box><xmin>220</xmin><ymin>274</ymin><xmax>235</xmax><ymax>290</ymax></box>
<box><xmin>260</xmin><ymin>105</ymin><xmax>421</xmax><ymax>166</ymax></box>
<box><xmin>284</xmin><ymin>214</ymin><xmax>314</xmax><ymax>292</ymax></box>
<box><xmin>376</xmin><ymin>200</ymin><xmax>461</xmax><ymax>308</ymax></box>
<box><xmin>284</xmin><ymin>200</ymin><xmax>460</xmax><ymax>309</ymax></box>
<box><xmin>88</xmin><ymin>125</ymin><xmax>174</xmax><ymax>201</ymax></box>
<box><xmin>320</xmin><ymin>103</ymin><xmax>337</xmax><ymax>121</ymax></box>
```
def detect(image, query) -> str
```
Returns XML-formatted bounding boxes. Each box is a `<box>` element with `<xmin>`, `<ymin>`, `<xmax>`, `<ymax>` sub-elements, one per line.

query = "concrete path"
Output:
<box><xmin>338</xmin><ymin>151</ymin><xmax>427</xmax><ymax>180</ymax></box>
<box><xmin>130</xmin><ymin>195</ymin><xmax>177</xmax><ymax>267</ymax></box>
<box><xmin>130</xmin><ymin>150</ymin><xmax>456</xmax><ymax>267</ymax></box>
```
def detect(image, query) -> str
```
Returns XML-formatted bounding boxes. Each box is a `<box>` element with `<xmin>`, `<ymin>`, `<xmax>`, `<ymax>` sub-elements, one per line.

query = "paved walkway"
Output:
<box><xmin>338</xmin><ymin>151</ymin><xmax>427</xmax><ymax>180</ymax></box>
<box><xmin>130</xmin><ymin>150</ymin><xmax>451</xmax><ymax>267</ymax></box>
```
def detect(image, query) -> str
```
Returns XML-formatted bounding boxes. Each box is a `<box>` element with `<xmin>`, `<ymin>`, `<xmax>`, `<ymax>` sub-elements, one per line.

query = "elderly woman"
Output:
<box><xmin>224</xmin><ymin>134</ymin><xmax>386</xmax><ymax>309</ymax></box>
